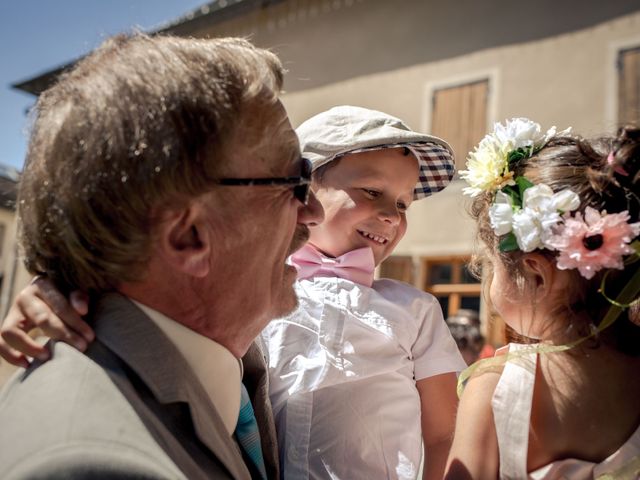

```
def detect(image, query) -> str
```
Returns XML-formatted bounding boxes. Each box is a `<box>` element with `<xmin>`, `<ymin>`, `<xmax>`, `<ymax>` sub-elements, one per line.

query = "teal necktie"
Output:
<box><xmin>235</xmin><ymin>383</ymin><xmax>267</xmax><ymax>480</ymax></box>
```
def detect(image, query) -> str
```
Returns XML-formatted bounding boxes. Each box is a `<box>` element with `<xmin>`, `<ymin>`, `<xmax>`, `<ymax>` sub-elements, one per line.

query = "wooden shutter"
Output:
<box><xmin>431</xmin><ymin>80</ymin><xmax>489</xmax><ymax>171</ymax></box>
<box><xmin>618</xmin><ymin>47</ymin><xmax>640</xmax><ymax>126</ymax></box>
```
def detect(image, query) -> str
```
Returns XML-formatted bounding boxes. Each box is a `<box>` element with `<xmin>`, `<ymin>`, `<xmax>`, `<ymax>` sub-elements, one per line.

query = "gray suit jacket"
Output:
<box><xmin>0</xmin><ymin>293</ymin><xmax>279</xmax><ymax>479</ymax></box>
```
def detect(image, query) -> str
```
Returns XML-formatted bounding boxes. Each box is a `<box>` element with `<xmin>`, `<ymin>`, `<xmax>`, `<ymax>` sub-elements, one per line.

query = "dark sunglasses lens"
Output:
<box><xmin>302</xmin><ymin>158</ymin><xmax>312</xmax><ymax>178</ymax></box>
<box><xmin>293</xmin><ymin>184</ymin><xmax>309</xmax><ymax>205</ymax></box>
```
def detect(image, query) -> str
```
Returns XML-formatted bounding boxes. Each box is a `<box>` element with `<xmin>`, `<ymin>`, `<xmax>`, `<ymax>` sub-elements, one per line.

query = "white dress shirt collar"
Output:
<box><xmin>131</xmin><ymin>300</ymin><xmax>242</xmax><ymax>435</ymax></box>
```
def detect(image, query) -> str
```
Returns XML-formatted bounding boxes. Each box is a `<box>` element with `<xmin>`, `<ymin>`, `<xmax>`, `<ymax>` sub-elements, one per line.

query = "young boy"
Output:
<box><xmin>0</xmin><ymin>106</ymin><xmax>466</xmax><ymax>480</ymax></box>
<box><xmin>264</xmin><ymin>106</ymin><xmax>466</xmax><ymax>479</ymax></box>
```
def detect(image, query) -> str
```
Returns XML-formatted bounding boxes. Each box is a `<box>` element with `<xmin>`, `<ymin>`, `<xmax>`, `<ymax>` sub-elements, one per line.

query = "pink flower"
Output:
<box><xmin>546</xmin><ymin>207</ymin><xmax>640</xmax><ymax>279</ymax></box>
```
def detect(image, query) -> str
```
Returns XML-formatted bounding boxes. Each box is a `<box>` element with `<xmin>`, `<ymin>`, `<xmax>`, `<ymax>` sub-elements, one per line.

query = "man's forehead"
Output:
<box><xmin>223</xmin><ymin>107</ymin><xmax>300</xmax><ymax>176</ymax></box>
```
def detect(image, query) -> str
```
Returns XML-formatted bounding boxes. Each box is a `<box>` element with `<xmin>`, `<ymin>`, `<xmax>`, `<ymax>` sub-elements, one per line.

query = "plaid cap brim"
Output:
<box><xmin>407</xmin><ymin>143</ymin><xmax>456</xmax><ymax>199</ymax></box>
<box><xmin>331</xmin><ymin>142</ymin><xmax>455</xmax><ymax>200</ymax></box>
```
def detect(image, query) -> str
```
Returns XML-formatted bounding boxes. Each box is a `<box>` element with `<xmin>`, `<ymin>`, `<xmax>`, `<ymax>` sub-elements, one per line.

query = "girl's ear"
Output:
<box><xmin>521</xmin><ymin>253</ymin><xmax>556</xmax><ymax>299</ymax></box>
<box><xmin>155</xmin><ymin>200</ymin><xmax>212</xmax><ymax>278</ymax></box>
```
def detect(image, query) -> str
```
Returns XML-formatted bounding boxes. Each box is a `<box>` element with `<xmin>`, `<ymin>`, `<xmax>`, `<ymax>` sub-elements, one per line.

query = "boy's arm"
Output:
<box><xmin>416</xmin><ymin>372</ymin><xmax>457</xmax><ymax>480</ymax></box>
<box><xmin>444</xmin><ymin>371</ymin><xmax>500</xmax><ymax>480</ymax></box>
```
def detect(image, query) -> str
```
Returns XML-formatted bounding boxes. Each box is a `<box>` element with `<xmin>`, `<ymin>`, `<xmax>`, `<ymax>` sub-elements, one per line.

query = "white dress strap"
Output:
<box><xmin>491</xmin><ymin>343</ymin><xmax>538</xmax><ymax>479</ymax></box>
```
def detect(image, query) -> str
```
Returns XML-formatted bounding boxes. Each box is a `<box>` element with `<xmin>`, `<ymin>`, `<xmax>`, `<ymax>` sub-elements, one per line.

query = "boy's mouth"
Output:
<box><xmin>357</xmin><ymin>229</ymin><xmax>389</xmax><ymax>245</ymax></box>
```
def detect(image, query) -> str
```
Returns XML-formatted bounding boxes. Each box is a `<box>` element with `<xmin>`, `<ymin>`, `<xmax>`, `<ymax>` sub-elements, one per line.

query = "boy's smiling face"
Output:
<box><xmin>308</xmin><ymin>148</ymin><xmax>419</xmax><ymax>266</ymax></box>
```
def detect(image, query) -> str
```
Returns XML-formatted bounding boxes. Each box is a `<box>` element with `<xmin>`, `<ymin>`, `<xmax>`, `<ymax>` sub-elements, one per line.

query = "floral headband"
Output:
<box><xmin>460</xmin><ymin>118</ymin><xmax>640</xmax><ymax>281</ymax></box>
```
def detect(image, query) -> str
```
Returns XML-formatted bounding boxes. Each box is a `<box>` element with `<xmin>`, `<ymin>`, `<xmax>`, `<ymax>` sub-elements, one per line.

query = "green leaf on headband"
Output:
<box><xmin>507</xmin><ymin>147</ymin><xmax>533</xmax><ymax>168</ymax></box>
<box><xmin>499</xmin><ymin>232</ymin><xmax>519</xmax><ymax>252</ymax></box>
<box><xmin>500</xmin><ymin>176</ymin><xmax>533</xmax><ymax>210</ymax></box>
<box><xmin>500</xmin><ymin>185</ymin><xmax>523</xmax><ymax>209</ymax></box>
<box><xmin>516</xmin><ymin>176</ymin><xmax>534</xmax><ymax>198</ymax></box>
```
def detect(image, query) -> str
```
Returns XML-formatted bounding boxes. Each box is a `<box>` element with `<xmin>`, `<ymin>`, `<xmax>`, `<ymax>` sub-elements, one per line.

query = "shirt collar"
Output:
<box><xmin>131</xmin><ymin>300</ymin><xmax>242</xmax><ymax>435</ymax></box>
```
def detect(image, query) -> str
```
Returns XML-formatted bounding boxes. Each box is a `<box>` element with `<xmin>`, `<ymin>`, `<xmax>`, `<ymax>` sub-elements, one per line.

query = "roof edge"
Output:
<box><xmin>12</xmin><ymin>0</ymin><xmax>285</xmax><ymax>97</ymax></box>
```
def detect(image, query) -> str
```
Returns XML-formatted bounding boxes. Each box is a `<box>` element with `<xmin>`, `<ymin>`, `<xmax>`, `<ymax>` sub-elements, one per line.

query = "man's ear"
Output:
<box><xmin>156</xmin><ymin>200</ymin><xmax>212</xmax><ymax>278</ymax></box>
<box><xmin>521</xmin><ymin>253</ymin><xmax>556</xmax><ymax>299</ymax></box>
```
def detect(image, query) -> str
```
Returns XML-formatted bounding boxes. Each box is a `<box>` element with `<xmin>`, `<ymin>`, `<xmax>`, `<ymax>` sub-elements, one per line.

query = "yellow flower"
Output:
<box><xmin>460</xmin><ymin>133</ymin><xmax>514</xmax><ymax>197</ymax></box>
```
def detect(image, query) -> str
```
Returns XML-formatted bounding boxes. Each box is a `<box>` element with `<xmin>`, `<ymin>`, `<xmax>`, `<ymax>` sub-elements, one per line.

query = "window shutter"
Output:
<box><xmin>618</xmin><ymin>47</ymin><xmax>640</xmax><ymax>126</ymax></box>
<box><xmin>431</xmin><ymin>80</ymin><xmax>489</xmax><ymax>170</ymax></box>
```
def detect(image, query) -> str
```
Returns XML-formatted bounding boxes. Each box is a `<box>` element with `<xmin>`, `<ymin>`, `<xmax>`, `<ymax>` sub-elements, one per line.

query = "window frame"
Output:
<box><xmin>418</xmin><ymin>255</ymin><xmax>481</xmax><ymax>317</ymax></box>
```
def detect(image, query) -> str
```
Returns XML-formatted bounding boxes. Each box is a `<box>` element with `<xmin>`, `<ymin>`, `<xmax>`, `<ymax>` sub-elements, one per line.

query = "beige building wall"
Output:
<box><xmin>184</xmin><ymin>1</ymin><xmax>639</xmax><ymax>259</ymax></box>
<box><xmin>0</xmin><ymin>212</ymin><xmax>29</xmax><ymax>386</ymax></box>
<box><xmin>0</xmin><ymin>213</ymin><xmax>30</xmax><ymax>319</ymax></box>
<box><xmin>0</xmin><ymin>208</ymin><xmax>15</xmax><ymax>269</ymax></box>
<box><xmin>281</xmin><ymin>11</ymin><xmax>640</xmax><ymax>256</ymax></box>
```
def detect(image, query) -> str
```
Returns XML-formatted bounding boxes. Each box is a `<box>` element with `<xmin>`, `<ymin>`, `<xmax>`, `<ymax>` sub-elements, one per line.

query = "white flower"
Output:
<box><xmin>489</xmin><ymin>191</ymin><xmax>515</xmax><ymax>235</ymax></box>
<box><xmin>512</xmin><ymin>210</ymin><xmax>542</xmax><ymax>252</ymax></box>
<box><xmin>460</xmin><ymin>118</ymin><xmax>569</xmax><ymax>197</ymax></box>
<box><xmin>493</xmin><ymin>117</ymin><xmax>565</xmax><ymax>153</ymax></box>
<box><xmin>549</xmin><ymin>188</ymin><xmax>581</xmax><ymax>213</ymax></box>
<box><xmin>509</xmin><ymin>184</ymin><xmax>581</xmax><ymax>252</ymax></box>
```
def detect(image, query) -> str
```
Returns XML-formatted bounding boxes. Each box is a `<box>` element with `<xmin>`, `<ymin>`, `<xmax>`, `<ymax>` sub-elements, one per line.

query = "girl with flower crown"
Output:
<box><xmin>444</xmin><ymin>119</ymin><xmax>640</xmax><ymax>479</ymax></box>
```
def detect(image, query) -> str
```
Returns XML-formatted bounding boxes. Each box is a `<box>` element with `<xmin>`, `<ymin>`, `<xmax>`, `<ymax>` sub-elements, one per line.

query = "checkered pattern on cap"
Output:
<box><xmin>335</xmin><ymin>142</ymin><xmax>455</xmax><ymax>199</ymax></box>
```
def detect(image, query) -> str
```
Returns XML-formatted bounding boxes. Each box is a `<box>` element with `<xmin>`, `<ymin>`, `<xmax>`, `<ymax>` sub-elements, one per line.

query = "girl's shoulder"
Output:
<box><xmin>458</xmin><ymin>352</ymin><xmax>507</xmax><ymax>400</ymax></box>
<box><xmin>459</xmin><ymin>343</ymin><xmax>519</xmax><ymax>389</ymax></box>
<box><xmin>447</xmin><ymin>364</ymin><xmax>502</xmax><ymax>476</ymax></box>
<box><xmin>463</xmin><ymin>364</ymin><xmax>503</xmax><ymax>401</ymax></box>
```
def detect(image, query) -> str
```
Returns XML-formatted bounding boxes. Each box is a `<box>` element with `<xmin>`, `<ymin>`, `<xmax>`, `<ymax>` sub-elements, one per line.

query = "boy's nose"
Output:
<box><xmin>298</xmin><ymin>190</ymin><xmax>324</xmax><ymax>227</ymax></box>
<box><xmin>377</xmin><ymin>203</ymin><xmax>401</xmax><ymax>226</ymax></box>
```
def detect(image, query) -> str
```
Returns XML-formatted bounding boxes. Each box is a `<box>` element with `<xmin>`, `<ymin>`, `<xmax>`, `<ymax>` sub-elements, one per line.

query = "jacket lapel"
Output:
<box><xmin>92</xmin><ymin>293</ymin><xmax>251</xmax><ymax>480</ymax></box>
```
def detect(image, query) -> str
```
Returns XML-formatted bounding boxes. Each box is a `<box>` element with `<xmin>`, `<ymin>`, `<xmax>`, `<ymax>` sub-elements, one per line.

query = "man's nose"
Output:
<box><xmin>298</xmin><ymin>190</ymin><xmax>324</xmax><ymax>227</ymax></box>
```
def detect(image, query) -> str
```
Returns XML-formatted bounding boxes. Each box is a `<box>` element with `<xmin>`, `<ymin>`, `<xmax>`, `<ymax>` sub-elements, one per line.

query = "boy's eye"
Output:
<box><xmin>397</xmin><ymin>201</ymin><xmax>408</xmax><ymax>212</ymax></box>
<box><xmin>362</xmin><ymin>188</ymin><xmax>380</xmax><ymax>197</ymax></box>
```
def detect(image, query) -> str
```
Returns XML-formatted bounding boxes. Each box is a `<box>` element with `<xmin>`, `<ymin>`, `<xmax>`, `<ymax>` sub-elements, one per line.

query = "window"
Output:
<box><xmin>381</xmin><ymin>254</ymin><xmax>507</xmax><ymax>346</ymax></box>
<box><xmin>431</xmin><ymin>80</ymin><xmax>489</xmax><ymax>171</ymax></box>
<box><xmin>419</xmin><ymin>256</ymin><xmax>481</xmax><ymax>319</ymax></box>
<box><xmin>618</xmin><ymin>46</ymin><xmax>640</xmax><ymax>125</ymax></box>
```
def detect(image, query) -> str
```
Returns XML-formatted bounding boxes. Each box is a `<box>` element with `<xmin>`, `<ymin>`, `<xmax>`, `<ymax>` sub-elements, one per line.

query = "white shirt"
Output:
<box><xmin>133</xmin><ymin>300</ymin><xmax>242</xmax><ymax>435</ymax></box>
<box><xmin>262</xmin><ymin>277</ymin><xmax>466</xmax><ymax>480</ymax></box>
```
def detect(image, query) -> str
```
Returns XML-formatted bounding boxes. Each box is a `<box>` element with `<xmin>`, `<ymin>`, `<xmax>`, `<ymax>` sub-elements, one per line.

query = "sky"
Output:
<box><xmin>0</xmin><ymin>0</ymin><xmax>210</xmax><ymax>171</ymax></box>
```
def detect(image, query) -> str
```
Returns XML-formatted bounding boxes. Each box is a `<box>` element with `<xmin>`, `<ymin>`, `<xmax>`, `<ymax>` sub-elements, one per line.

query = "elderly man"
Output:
<box><xmin>0</xmin><ymin>34</ymin><xmax>322</xmax><ymax>479</ymax></box>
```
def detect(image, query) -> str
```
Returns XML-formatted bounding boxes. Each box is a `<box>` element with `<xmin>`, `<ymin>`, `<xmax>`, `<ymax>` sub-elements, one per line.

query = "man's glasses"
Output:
<box><xmin>215</xmin><ymin>157</ymin><xmax>312</xmax><ymax>205</ymax></box>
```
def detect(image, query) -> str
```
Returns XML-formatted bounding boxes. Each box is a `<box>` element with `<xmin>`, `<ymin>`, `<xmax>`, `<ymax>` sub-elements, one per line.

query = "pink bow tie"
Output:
<box><xmin>289</xmin><ymin>244</ymin><xmax>376</xmax><ymax>287</ymax></box>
